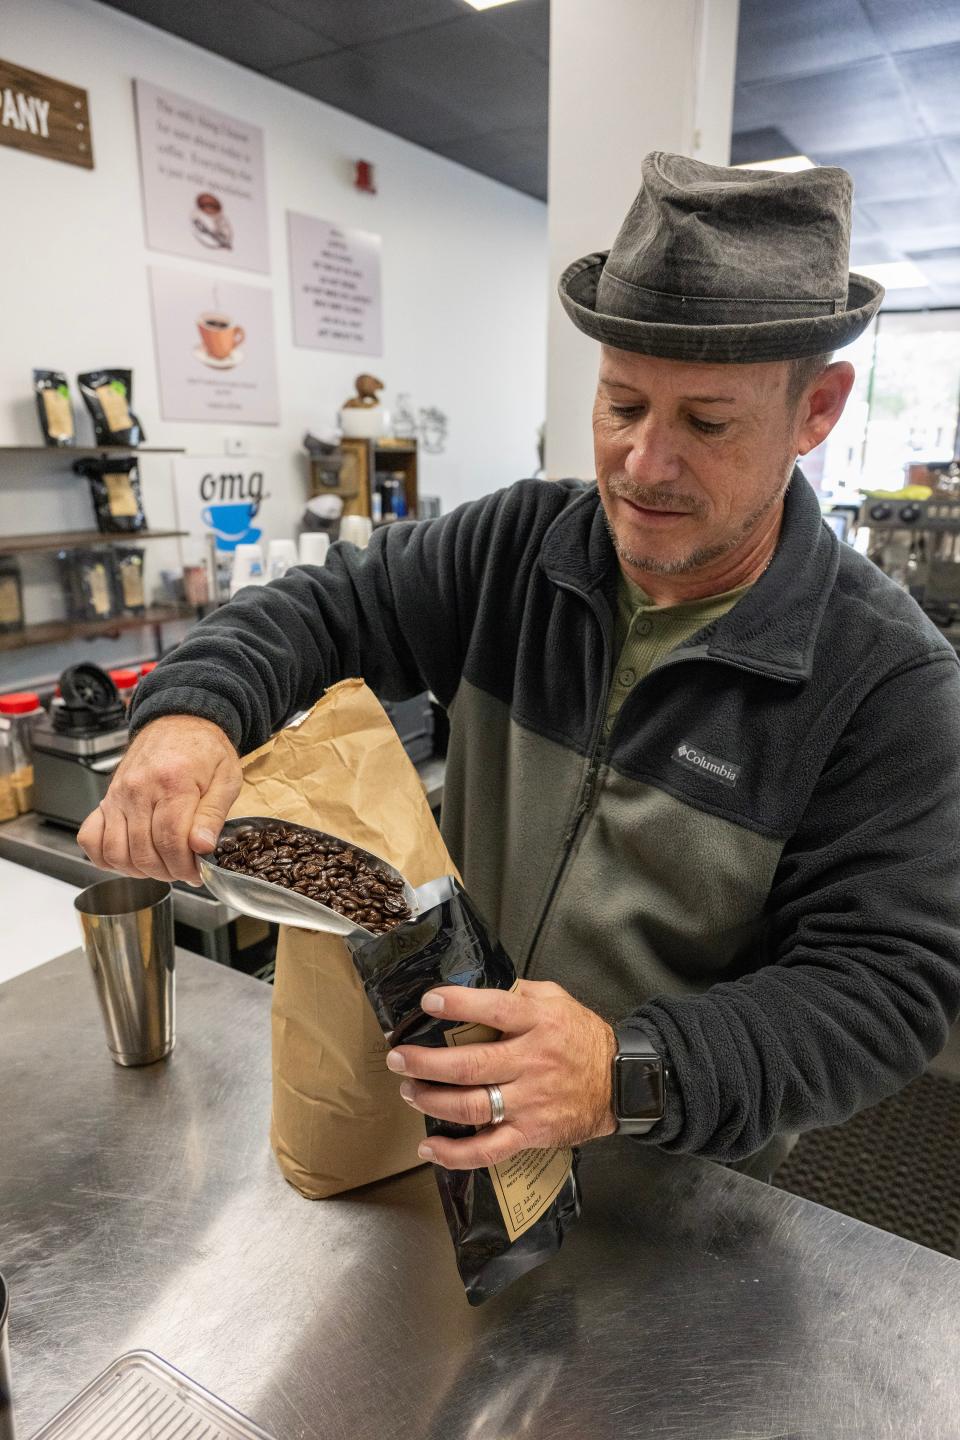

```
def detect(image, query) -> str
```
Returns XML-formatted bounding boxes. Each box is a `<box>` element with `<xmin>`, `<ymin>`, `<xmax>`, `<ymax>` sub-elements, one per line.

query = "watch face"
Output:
<box><xmin>615</xmin><ymin>1055</ymin><xmax>664</xmax><ymax>1122</ymax></box>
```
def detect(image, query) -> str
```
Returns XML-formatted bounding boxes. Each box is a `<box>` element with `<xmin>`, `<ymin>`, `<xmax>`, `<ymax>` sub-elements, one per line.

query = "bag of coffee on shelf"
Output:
<box><xmin>115</xmin><ymin>546</ymin><xmax>146</xmax><ymax>615</ymax></box>
<box><xmin>58</xmin><ymin>548</ymin><xmax>117</xmax><ymax>622</ymax></box>
<box><xmin>78</xmin><ymin>456</ymin><xmax>148</xmax><ymax>534</ymax></box>
<box><xmin>229</xmin><ymin>678</ymin><xmax>453</xmax><ymax>1199</ymax></box>
<box><xmin>348</xmin><ymin>882</ymin><xmax>580</xmax><ymax>1305</ymax></box>
<box><xmin>77</xmin><ymin>369</ymin><xmax>144</xmax><ymax>446</ymax></box>
<box><xmin>33</xmin><ymin>369</ymin><xmax>75</xmax><ymax>446</ymax></box>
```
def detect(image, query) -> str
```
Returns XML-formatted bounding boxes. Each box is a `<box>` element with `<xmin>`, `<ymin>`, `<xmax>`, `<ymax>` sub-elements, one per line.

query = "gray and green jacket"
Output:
<box><xmin>131</xmin><ymin>471</ymin><xmax>960</xmax><ymax>1163</ymax></box>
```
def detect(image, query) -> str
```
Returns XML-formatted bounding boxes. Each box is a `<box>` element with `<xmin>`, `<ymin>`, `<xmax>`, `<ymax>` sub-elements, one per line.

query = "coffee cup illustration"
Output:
<box><xmin>197</xmin><ymin>312</ymin><xmax>245</xmax><ymax>361</ymax></box>
<box><xmin>202</xmin><ymin>501</ymin><xmax>261</xmax><ymax>552</ymax></box>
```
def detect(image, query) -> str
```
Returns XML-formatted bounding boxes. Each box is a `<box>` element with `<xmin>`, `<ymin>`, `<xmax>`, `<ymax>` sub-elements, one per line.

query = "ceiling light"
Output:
<box><xmin>463</xmin><ymin>0</ymin><xmax>522</xmax><ymax>8</ymax></box>
<box><xmin>735</xmin><ymin>155</ymin><xmax>816</xmax><ymax>173</ymax></box>
<box><xmin>854</xmin><ymin>260</ymin><xmax>927</xmax><ymax>290</ymax></box>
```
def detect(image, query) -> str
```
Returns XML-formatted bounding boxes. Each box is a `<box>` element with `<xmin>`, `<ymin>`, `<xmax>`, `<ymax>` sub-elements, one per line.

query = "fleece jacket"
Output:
<box><xmin>130</xmin><ymin>470</ymin><xmax>960</xmax><ymax>1163</ymax></box>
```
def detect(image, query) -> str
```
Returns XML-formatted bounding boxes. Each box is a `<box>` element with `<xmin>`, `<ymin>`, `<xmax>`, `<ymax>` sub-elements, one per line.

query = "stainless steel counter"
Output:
<box><xmin>3</xmin><ymin>950</ymin><xmax>959</xmax><ymax>1439</ymax></box>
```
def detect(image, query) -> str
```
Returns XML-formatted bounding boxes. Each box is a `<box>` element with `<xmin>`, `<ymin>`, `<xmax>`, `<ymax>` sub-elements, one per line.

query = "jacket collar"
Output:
<box><xmin>539</xmin><ymin>468</ymin><xmax>838</xmax><ymax>683</ymax></box>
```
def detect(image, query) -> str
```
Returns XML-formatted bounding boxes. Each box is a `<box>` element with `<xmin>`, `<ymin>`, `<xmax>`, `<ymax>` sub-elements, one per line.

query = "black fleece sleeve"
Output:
<box><xmin>631</xmin><ymin>651</ymin><xmax>960</xmax><ymax>1162</ymax></box>
<box><xmin>129</xmin><ymin>480</ymin><xmax>554</xmax><ymax>753</ymax></box>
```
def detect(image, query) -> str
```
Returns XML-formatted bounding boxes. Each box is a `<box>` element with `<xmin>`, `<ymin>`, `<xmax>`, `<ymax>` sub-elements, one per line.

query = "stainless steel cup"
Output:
<box><xmin>75</xmin><ymin>877</ymin><xmax>175</xmax><ymax>1066</ymax></box>
<box><xmin>0</xmin><ymin>1273</ymin><xmax>14</xmax><ymax>1440</ymax></box>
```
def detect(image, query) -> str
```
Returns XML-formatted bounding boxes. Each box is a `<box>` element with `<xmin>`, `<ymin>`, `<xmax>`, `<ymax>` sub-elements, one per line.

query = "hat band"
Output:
<box><xmin>598</xmin><ymin>269</ymin><xmax>846</xmax><ymax>326</ymax></box>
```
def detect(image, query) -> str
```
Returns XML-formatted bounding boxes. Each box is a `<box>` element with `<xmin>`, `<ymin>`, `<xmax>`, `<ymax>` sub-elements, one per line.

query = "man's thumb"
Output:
<box><xmin>189</xmin><ymin>761</ymin><xmax>240</xmax><ymax>853</ymax></box>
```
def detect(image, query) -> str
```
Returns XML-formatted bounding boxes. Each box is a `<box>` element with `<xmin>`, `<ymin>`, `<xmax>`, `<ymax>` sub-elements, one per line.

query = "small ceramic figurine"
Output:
<box><xmin>342</xmin><ymin>374</ymin><xmax>384</xmax><ymax>409</ymax></box>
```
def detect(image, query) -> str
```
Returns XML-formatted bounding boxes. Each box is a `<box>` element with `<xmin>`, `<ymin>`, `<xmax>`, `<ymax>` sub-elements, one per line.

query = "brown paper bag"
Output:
<box><xmin>229</xmin><ymin>678</ymin><xmax>458</xmax><ymax>1198</ymax></box>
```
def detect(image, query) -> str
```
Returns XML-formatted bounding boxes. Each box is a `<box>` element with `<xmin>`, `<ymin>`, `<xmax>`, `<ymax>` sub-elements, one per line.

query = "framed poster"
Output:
<box><xmin>135</xmin><ymin>79</ymin><xmax>269</xmax><ymax>273</ymax></box>
<box><xmin>149</xmin><ymin>267</ymin><xmax>280</xmax><ymax>425</ymax></box>
<box><xmin>287</xmin><ymin>211</ymin><xmax>382</xmax><ymax>354</ymax></box>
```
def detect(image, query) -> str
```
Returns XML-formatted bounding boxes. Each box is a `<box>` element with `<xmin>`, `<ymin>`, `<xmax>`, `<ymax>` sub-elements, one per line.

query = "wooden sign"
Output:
<box><xmin>0</xmin><ymin>57</ymin><xmax>93</xmax><ymax>170</ymax></box>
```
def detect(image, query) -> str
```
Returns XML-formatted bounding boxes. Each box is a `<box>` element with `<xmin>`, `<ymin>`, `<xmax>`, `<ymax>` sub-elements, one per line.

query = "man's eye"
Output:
<box><xmin>689</xmin><ymin>416</ymin><xmax>728</xmax><ymax>435</ymax></box>
<box><xmin>609</xmin><ymin>404</ymin><xmax>642</xmax><ymax>418</ymax></box>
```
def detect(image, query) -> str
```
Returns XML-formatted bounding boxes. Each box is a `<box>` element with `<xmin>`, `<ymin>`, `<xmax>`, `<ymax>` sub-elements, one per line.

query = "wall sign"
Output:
<box><xmin>134</xmin><ymin>80</ymin><xmax>269</xmax><ymax>273</ymax></box>
<box><xmin>149</xmin><ymin>266</ymin><xmax>280</xmax><ymax>425</ymax></box>
<box><xmin>287</xmin><ymin>211</ymin><xmax>382</xmax><ymax>355</ymax></box>
<box><xmin>173</xmin><ymin>457</ymin><xmax>274</xmax><ymax>554</ymax></box>
<box><xmin>0</xmin><ymin>57</ymin><xmax>92</xmax><ymax>169</ymax></box>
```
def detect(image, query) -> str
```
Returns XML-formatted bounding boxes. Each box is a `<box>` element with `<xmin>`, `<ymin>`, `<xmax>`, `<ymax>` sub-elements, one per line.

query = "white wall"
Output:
<box><xmin>0</xmin><ymin>0</ymin><xmax>548</xmax><ymax>687</ymax></box>
<box><xmin>545</xmin><ymin>0</ymin><xmax>739</xmax><ymax>479</ymax></box>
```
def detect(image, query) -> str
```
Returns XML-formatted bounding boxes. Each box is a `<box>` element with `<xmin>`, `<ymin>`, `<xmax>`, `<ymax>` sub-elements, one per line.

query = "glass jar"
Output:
<box><xmin>0</xmin><ymin>691</ymin><xmax>43</xmax><ymax>815</ymax></box>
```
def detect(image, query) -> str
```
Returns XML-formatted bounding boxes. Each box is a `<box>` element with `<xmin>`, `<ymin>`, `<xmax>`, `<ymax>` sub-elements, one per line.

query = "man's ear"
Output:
<box><xmin>796</xmin><ymin>362</ymin><xmax>856</xmax><ymax>456</ymax></box>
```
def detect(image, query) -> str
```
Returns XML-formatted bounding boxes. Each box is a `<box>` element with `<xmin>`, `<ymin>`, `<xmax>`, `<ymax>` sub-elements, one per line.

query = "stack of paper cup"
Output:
<box><xmin>298</xmin><ymin>532</ymin><xmax>330</xmax><ymax>567</ymax></box>
<box><xmin>230</xmin><ymin>543</ymin><xmax>265</xmax><ymax>596</ymax></box>
<box><xmin>339</xmin><ymin>515</ymin><xmax>373</xmax><ymax>548</ymax></box>
<box><xmin>267</xmin><ymin>538</ymin><xmax>299</xmax><ymax>581</ymax></box>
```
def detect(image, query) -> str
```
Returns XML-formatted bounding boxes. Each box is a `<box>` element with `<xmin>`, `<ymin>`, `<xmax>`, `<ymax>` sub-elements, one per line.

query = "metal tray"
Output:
<box><xmin>29</xmin><ymin>1350</ymin><xmax>275</xmax><ymax>1439</ymax></box>
<box><xmin>198</xmin><ymin>815</ymin><xmax>420</xmax><ymax>936</ymax></box>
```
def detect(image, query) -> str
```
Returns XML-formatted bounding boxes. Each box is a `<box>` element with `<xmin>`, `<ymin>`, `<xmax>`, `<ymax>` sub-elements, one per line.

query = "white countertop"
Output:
<box><xmin>0</xmin><ymin>853</ymin><xmax>81</xmax><ymax>982</ymax></box>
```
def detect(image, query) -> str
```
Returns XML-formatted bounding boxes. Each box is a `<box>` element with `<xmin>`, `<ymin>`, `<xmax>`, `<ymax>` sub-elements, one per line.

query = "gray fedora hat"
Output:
<box><xmin>558</xmin><ymin>151</ymin><xmax>884</xmax><ymax>364</ymax></box>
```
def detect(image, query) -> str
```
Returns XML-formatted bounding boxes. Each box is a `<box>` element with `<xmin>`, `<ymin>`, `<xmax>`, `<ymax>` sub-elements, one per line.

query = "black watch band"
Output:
<box><xmin>612</xmin><ymin>1023</ymin><xmax>665</xmax><ymax>1136</ymax></box>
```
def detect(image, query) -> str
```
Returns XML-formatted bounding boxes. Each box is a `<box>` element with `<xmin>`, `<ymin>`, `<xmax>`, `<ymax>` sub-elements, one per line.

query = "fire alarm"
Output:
<box><xmin>355</xmin><ymin>160</ymin><xmax>376</xmax><ymax>194</ymax></box>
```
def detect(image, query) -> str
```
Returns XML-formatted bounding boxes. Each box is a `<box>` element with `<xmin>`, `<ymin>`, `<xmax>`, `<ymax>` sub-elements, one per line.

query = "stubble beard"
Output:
<box><xmin>603</xmin><ymin>458</ymin><xmax>794</xmax><ymax>577</ymax></box>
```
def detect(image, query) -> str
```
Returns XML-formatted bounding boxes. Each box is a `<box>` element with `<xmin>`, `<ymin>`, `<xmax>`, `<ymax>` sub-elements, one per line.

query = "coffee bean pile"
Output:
<box><xmin>213</xmin><ymin>822</ymin><xmax>411</xmax><ymax>933</ymax></box>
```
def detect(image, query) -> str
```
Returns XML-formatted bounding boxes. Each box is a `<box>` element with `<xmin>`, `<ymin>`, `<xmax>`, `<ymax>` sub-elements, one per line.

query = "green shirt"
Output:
<box><xmin>604</xmin><ymin>571</ymin><xmax>752</xmax><ymax>737</ymax></box>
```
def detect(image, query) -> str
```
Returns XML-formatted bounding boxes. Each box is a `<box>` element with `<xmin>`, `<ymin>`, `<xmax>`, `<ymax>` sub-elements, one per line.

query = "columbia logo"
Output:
<box><xmin>674</xmin><ymin>741</ymin><xmax>741</xmax><ymax>788</ymax></box>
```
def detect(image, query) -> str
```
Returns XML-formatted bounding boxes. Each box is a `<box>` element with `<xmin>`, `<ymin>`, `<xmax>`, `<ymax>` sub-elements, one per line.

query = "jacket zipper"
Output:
<box><xmin>522</xmin><ymin>607</ymin><xmax>802</xmax><ymax>979</ymax></box>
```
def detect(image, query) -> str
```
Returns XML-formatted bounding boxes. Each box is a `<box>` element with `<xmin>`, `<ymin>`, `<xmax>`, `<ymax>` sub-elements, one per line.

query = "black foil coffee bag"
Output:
<box><xmin>77</xmin><ymin>369</ymin><xmax>144</xmax><ymax>446</ymax></box>
<box><xmin>348</xmin><ymin>878</ymin><xmax>580</xmax><ymax>1305</ymax></box>
<box><xmin>76</xmin><ymin>456</ymin><xmax>148</xmax><ymax>533</ymax></box>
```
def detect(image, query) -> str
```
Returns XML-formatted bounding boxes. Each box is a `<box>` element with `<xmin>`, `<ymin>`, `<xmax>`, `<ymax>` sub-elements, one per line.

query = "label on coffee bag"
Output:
<box><xmin>42</xmin><ymin>387</ymin><xmax>73</xmax><ymax>440</ymax></box>
<box><xmin>96</xmin><ymin>383</ymin><xmax>133</xmax><ymax>433</ymax></box>
<box><xmin>120</xmin><ymin>563</ymin><xmax>144</xmax><ymax>608</ymax></box>
<box><xmin>445</xmin><ymin>994</ymin><xmax>574</xmax><ymax>1242</ymax></box>
<box><xmin>0</xmin><ymin>576</ymin><xmax>21</xmax><ymax>625</ymax></box>
<box><xmin>104</xmin><ymin>472</ymin><xmax>138</xmax><ymax>518</ymax></box>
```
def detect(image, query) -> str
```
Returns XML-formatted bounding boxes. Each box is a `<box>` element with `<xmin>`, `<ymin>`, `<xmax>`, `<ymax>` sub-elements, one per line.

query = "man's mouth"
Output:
<box><xmin>620</xmin><ymin>496</ymin><xmax>690</xmax><ymax>521</ymax></box>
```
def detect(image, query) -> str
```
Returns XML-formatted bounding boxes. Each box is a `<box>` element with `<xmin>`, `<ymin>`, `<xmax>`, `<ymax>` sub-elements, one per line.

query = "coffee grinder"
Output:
<box><xmin>32</xmin><ymin>663</ymin><xmax>129</xmax><ymax>828</ymax></box>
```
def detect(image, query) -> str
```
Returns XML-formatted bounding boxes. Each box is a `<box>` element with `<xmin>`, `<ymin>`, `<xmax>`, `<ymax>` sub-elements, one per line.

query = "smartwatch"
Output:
<box><xmin>612</xmin><ymin>1023</ymin><xmax>666</xmax><ymax>1135</ymax></box>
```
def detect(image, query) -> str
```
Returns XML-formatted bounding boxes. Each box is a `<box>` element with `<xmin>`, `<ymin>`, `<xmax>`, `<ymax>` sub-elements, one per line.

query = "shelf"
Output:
<box><xmin>0</xmin><ymin>604</ymin><xmax>204</xmax><ymax>653</ymax></box>
<box><xmin>2</xmin><ymin>529</ymin><xmax>187</xmax><ymax>555</ymax></box>
<box><xmin>0</xmin><ymin>446</ymin><xmax>185</xmax><ymax>456</ymax></box>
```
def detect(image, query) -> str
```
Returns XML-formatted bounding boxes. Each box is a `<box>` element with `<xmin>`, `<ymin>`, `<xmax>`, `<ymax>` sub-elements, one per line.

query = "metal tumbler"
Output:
<box><xmin>0</xmin><ymin>1273</ymin><xmax>14</xmax><ymax>1440</ymax></box>
<box><xmin>75</xmin><ymin>877</ymin><xmax>175</xmax><ymax>1066</ymax></box>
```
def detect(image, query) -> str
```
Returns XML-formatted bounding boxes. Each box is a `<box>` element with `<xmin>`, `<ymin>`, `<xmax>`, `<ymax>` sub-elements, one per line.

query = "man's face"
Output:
<box><xmin>592</xmin><ymin>347</ymin><xmax>804</xmax><ymax>578</ymax></box>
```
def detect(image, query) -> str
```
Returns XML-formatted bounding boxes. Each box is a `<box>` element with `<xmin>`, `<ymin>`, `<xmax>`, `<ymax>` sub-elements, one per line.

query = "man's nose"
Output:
<box><xmin>623</xmin><ymin>415</ymin><xmax>683</xmax><ymax>485</ymax></box>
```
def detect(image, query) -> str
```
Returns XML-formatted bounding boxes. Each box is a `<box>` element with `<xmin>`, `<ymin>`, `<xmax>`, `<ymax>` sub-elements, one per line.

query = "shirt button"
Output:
<box><xmin>618</xmin><ymin>667</ymin><xmax>636</xmax><ymax>687</ymax></box>
<box><xmin>636</xmin><ymin>619</ymin><xmax>653</xmax><ymax>637</ymax></box>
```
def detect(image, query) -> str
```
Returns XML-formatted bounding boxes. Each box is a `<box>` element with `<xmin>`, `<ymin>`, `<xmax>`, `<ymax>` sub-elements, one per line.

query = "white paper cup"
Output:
<box><xmin>230</xmin><ymin>543</ymin><xmax>265</xmax><ymax>595</ymax></box>
<box><xmin>339</xmin><ymin>515</ymin><xmax>373</xmax><ymax>548</ymax></box>
<box><xmin>267</xmin><ymin>538</ymin><xmax>299</xmax><ymax>581</ymax></box>
<box><xmin>298</xmin><ymin>532</ymin><xmax>330</xmax><ymax>567</ymax></box>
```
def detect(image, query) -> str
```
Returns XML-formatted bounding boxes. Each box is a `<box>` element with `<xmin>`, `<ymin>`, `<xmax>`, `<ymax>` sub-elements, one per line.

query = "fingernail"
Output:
<box><xmin>386</xmin><ymin>1050</ymin><xmax>405</xmax><ymax>1072</ymax></box>
<box><xmin>399</xmin><ymin>1082</ymin><xmax>415</xmax><ymax>1103</ymax></box>
<box><xmin>196</xmin><ymin>828</ymin><xmax>217</xmax><ymax>847</ymax></box>
<box><xmin>421</xmin><ymin>991</ymin><xmax>445</xmax><ymax>1014</ymax></box>
<box><xmin>418</xmin><ymin>1144</ymin><xmax>434</xmax><ymax>1161</ymax></box>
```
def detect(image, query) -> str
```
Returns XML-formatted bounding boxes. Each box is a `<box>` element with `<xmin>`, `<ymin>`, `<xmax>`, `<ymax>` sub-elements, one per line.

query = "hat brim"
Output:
<box><xmin>558</xmin><ymin>252</ymin><xmax>884</xmax><ymax>363</ymax></box>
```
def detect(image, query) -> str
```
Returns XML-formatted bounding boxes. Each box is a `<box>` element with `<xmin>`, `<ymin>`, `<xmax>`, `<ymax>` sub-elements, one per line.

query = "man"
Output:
<box><xmin>81</xmin><ymin>153</ymin><xmax>960</xmax><ymax>1181</ymax></box>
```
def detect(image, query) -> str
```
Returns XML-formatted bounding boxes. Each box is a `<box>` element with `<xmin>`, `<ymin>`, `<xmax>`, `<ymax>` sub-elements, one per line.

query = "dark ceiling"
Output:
<box><xmin>99</xmin><ymin>0</ymin><xmax>959</xmax><ymax>309</ymax></box>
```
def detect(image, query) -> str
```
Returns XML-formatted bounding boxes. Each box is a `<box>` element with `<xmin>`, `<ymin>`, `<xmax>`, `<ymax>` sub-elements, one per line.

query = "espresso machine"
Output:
<box><xmin>855</xmin><ymin>492</ymin><xmax>960</xmax><ymax>631</ymax></box>
<box><xmin>32</xmin><ymin>663</ymin><xmax>128</xmax><ymax>828</ymax></box>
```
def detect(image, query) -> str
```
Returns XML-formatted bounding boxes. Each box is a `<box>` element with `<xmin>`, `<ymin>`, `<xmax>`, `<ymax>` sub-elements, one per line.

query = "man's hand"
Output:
<box><xmin>77</xmin><ymin>716</ymin><xmax>242</xmax><ymax>886</ymax></box>
<box><xmin>386</xmin><ymin>979</ymin><xmax>618</xmax><ymax>1168</ymax></box>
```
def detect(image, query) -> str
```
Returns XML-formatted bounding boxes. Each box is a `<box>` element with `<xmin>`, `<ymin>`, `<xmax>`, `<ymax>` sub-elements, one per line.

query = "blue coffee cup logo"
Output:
<box><xmin>202</xmin><ymin>502</ymin><xmax>262</xmax><ymax>552</ymax></box>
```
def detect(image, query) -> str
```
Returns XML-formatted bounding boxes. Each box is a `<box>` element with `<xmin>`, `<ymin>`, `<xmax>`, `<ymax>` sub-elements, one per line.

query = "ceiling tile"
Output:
<box><xmin>862</xmin><ymin>191</ymin><xmax>960</xmax><ymax>235</ymax></box>
<box><xmin>850</xmin><ymin>236</ymin><xmax>901</xmax><ymax>267</ymax></box>
<box><xmin>860</xmin><ymin>0</ymin><xmax>960</xmax><ymax>54</ymax></box>
<box><xmin>815</xmin><ymin>140</ymin><xmax>953</xmax><ymax>202</ymax></box>
<box><xmin>102</xmin><ymin>0</ymin><xmax>337</xmax><ymax>71</ymax></box>
<box><xmin>270</xmin><ymin>47</ymin><xmax>479</xmax><ymax>147</ymax></box>
<box><xmin>734</xmin><ymin>57</ymin><xmax>924</xmax><ymax>153</ymax></box>
<box><xmin>434</xmin><ymin>123</ymin><xmax>548</xmax><ymax>199</ymax></box>
<box><xmin>263</xmin><ymin>0</ymin><xmax>464</xmax><ymax>47</ymax></box>
<box><xmin>735</xmin><ymin>0</ymin><xmax>883</xmax><ymax>83</ymax></box>
<box><xmin>476</xmin><ymin>0</ymin><xmax>550</xmax><ymax>64</ymax></box>
<box><xmin>896</xmin><ymin>43</ymin><xmax>960</xmax><ymax>135</ymax></box>
<box><xmin>880</xmin><ymin>285</ymin><xmax>944</xmax><ymax>311</ymax></box>
<box><xmin>351</xmin><ymin>17</ymin><xmax>548</xmax><ymax>133</ymax></box>
<box><xmin>729</xmin><ymin>126</ymin><xmax>801</xmax><ymax>164</ymax></box>
<box><xmin>937</xmin><ymin>137</ymin><xmax>960</xmax><ymax>187</ymax></box>
<box><xmin>905</xmin><ymin>246</ymin><xmax>960</xmax><ymax>288</ymax></box>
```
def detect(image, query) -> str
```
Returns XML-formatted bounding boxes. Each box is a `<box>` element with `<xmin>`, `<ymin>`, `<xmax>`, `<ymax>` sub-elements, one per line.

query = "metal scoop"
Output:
<box><xmin>198</xmin><ymin>815</ymin><xmax>443</xmax><ymax>937</ymax></box>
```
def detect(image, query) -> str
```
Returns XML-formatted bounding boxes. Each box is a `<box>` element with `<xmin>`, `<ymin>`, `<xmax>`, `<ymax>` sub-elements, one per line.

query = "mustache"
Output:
<box><xmin>606</xmin><ymin>477</ymin><xmax>707</xmax><ymax>516</ymax></box>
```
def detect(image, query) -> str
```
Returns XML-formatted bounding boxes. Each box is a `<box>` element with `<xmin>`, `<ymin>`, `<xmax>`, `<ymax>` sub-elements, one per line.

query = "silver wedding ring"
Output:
<box><xmin>486</xmin><ymin>1083</ymin><xmax>505</xmax><ymax>1127</ymax></box>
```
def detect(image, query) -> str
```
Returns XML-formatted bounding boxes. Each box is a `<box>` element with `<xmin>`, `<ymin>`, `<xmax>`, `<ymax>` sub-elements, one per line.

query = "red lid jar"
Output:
<box><xmin>0</xmin><ymin>691</ymin><xmax>42</xmax><ymax>716</ymax></box>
